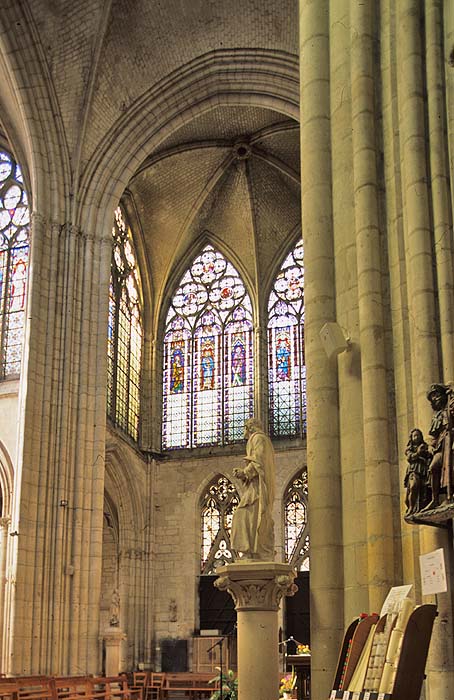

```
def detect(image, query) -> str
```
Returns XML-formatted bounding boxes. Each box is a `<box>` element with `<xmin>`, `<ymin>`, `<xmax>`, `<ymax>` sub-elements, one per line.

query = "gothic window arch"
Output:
<box><xmin>162</xmin><ymin>244</ymin><xmax>254</xmax><ymax>449</ymax></box>
<box><xmin>0</xmin><ymin>147</ymin><xmax>30</xmax><ymax>379</ymax></box>
<box><xmin>284</xmin><ymin>469</ymin><xmax>310</xmax><ymax>570</ymax></box>
<box><xmin>201</xmin><ymin>475</ymin><xmax>239</xmax><ymax>574</ymax></box>
<box><xmin>267</xmin><ymin>238</ymin><xmax>305</xmax><ymax>438</ymax></box>
<box><xmin>107</xmin><ymin>205</ymin><xmax>143</xmax><ymax>441</ymax></box>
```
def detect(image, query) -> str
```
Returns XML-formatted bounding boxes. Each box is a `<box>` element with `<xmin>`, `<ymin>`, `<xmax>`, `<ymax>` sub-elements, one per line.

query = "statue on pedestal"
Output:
<box><xmin>404</xmin><ymin>428</ymin><xmax>431</xmax><ymax>515</ymax></box>
<box><xmin>231</xmin><ymin>418</ymin><xmax>275</xmax><ymax>560</ymax></box>
<box><xmin>109</xmin><ymin>589</ymin><xmax>120</xmax><ymax>627</ymax></box>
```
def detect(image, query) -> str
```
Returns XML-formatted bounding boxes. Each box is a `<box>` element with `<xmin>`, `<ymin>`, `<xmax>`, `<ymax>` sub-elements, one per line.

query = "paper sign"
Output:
<box><xmin>363</xmin><ymin>692</ymin><xmax>371</xmax><ymax>700</ymax></box>
<box><xmin>329</xmin><ymin>692</ymin><xmax>337</xmax><ymax>700</ymax></box>
<box><xmin>420</xmin><ymin>548</ymin><xmax>447</xmax><ymax>595</ymax></box>
<box><xmin>378</xmin><ymin>694</ymin><xmax>386</xmax><ymax>700</ymax></box>
<box><xmin>343</xmin><ymin>692</ymin><xmax>349</xmax><ymax>699</ymax></box>
<box><xmin>380</xmin><ymin>584</ymin><xmax>413</xmax><ymax>616</ymax></box>
<box><xmin>352</xmin><ymin>693</ymin><xmax>360</xmax><ymax>700</ymax></box>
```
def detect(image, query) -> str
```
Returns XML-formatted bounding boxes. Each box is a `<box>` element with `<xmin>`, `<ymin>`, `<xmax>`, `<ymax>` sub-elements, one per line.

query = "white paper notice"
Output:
<box><xmin>380</xmin><ymin>584</ymin><xmax>413</xmax><ymax>616</ymax></box>
<box><xmin>420</xmin><ymin>548</ymin><xmax>448</xmax><ymax>595</ymax></box>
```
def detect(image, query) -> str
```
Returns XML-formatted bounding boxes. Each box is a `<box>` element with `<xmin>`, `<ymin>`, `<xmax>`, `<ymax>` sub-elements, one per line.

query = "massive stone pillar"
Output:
<box><xmin>215</xmin><ymin>562</ymin><xmax>296</xmax><ymax>700</ymax></box>
<box><xmin>6</xmin><ymin>213</ymin><xmax>111</xmax><ymax>675</ymax></box>
<box><xmin>299</xmin><ymin>3</ymin><xmax>344</xmax><ymax>699</ymax></box>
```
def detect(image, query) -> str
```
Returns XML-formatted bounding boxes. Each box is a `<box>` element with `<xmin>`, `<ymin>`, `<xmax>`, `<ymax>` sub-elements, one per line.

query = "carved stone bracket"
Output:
<box><xmin>215</xmin><ymin>561</ymin><xmax>297</xmax><ymax>611</ymax></box>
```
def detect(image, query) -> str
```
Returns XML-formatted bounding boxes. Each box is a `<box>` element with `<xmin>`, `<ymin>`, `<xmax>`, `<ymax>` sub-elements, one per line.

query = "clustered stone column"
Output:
<box><xmin>8</xmin><ymin>214</ymin><xmax>112</xmax><ymax>675</ymax></box>
<box><xmin>216</xmin><ymin>562</ymin><xmax>296</xmax><ymax>700</ymax></box>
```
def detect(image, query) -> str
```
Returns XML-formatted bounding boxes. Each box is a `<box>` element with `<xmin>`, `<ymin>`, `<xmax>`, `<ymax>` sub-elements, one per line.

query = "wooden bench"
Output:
<box><xmin>161</xmin><ymin>673</ymin><xmax>219</xmax><ymax>700</ymax></box>
<box><xmin>88</xmin><ymin>676</ymin><xmax>142</xmax><ymax>700</ymax></box>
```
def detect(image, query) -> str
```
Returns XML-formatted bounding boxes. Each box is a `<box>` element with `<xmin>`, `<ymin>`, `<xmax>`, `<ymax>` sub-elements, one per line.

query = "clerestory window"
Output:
<box><xmin>162</xmin><ymin>244</ymin><xmax>254</xmax><ymax>449</ymax></box>
<box><xmin>267</xmin><ymin>238</ymin><xmax>306</xmax><ymax>438</ymax></box>
<box><xmin>107</xmin><ymin>205</ymin><xmax>143</xmax><ymax>441</ymax></box>
<box><xmin>0</xmin><ymin>147</ymin><xmax>30</xmax><ymax>379</ymax></box>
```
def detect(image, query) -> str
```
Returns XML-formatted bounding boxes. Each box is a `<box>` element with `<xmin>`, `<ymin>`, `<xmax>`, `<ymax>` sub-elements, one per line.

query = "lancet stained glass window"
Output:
<box><xmin>163</xmin><ymin>244</ymin><xmax>254</xmax><ymax>449</ymax></box>
<box><xmin>0</xmin><ymin>148</ymin><xmax>30</xmax><ymax>379</ymax></box>
<box><xmin>285</xmin><ymin>470</ymin><xmax>310</xmax><ymax>570</ymax></box>
<box><xmin>107</xmin><ymin>206</ymin><xmax>143</xmax><ymax>441</ymax></box>
<box><xmin>268</xmin><ymin>239</ymin><xmax>306</xmax><ymax>438</ymax></box>
<box><xmin>201</xmin><ymin>476</ymin><xmax>239</xmax><ymax>574</ymax></box>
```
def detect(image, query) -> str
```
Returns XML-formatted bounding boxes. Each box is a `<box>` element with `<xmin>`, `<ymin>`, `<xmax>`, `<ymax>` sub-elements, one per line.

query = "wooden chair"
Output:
<box><xmin>130</xmin><ymin>674</ymin><xmax>148</xmax><ymax>700</ymax></box>
<box><xmin>147</xmin><ymin>675</ymin><xmax>165</xmax><ymax>700</ymax></box>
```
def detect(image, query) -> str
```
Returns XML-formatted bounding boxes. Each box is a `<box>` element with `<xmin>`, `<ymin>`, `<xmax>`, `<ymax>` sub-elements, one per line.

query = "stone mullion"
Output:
<box><xmin>425</xmin><ymin>0</ymin><xmax>454</xmax><ymax>379</ymax></box>
<box><xmin>299</xmin><ymin>2</ymin><xmax>344</xmax><ymax>699</ymax></box>
<box><xmin>397</xmin><ymin>3</ymin><xmax>454</xmax><ymax>698</ymax></box>
<box><xmin>254</xmin><ymin>321</ymin><xmax>267</xmax><ymax>428</ymax></box>
<box><xmin>350</xmin><ymin>0</ymin><xmax>395</xmax><ymax>612</ymax></box>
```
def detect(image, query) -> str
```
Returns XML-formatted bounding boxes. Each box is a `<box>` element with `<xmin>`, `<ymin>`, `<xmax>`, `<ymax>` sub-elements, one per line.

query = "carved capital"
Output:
<box><xmin>215</xmin><ymin>562</ymin><xmax>297</xmax><ymax>611</ymax></box>
<box><xmin>0</xmin><ymin>517</ymin><xmax>11</xmax><ymax>529</ymax></box>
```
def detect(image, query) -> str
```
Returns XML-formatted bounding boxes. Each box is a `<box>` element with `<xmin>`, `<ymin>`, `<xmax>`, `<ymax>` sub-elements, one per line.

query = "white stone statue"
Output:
<box><xmin>231</xmin><ymin>418</ymin><xmax>275</xmax><ymax>560</ymax></box>
<box><xmin>109</xmin><ymin>589</ymin><xmax>120</xmax><ymax>627</ymax></box>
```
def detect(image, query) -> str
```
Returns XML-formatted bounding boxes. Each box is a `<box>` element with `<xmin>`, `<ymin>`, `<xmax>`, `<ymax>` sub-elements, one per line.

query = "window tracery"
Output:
<box><xmin>284</xmin><ymin>470</ymin><xmax>310</xmax><ymax>570</ymax></box>
<box><xmin>0</xmin><ymin>148</ymin><xmax>30</xmax><ymax>379</ymax></box>
<box><xmin>107</xmin><ymin>205</ymin><xmax>142</xmax><ymax>441</ymax></box>
<box><xmin>201</xmin><ymin>475</ymin><xmax>239</xmax><ymax>574</ymax></box>
<box><xmin>163</xmin><ymin>244</ymin><xmax>254</xmax><ymax>449</ymax></box>
<box><xmin>267</xmin><ymin>238</ymin><xmax>305</xmax><ymax>438</ymax></box>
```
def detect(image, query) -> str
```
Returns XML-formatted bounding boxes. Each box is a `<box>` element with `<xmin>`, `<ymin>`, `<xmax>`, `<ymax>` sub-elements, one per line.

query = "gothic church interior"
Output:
<box><xmin>0</xmin><ymin>2</ymin><xmax>454</xmax><ymax>700</ymax></box>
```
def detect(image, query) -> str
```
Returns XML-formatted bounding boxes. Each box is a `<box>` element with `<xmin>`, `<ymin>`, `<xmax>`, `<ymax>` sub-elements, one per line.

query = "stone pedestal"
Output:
<box><xmin>102</xmin><ymin>628</ymin><xmax>126</xmax><ymax>676</ymax></box>
<box><xmin>215</xmin><ymin>561</ymin><xmax>297</xmax><ymax>700</ymax></box>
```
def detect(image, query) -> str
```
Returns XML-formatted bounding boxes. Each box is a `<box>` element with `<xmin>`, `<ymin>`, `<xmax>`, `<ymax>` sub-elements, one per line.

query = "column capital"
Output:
<box><xmin>0</xmin><ymin>517</ymin><xmax>11</xmax><ymax>529</ymax></box>
<box><xmin>215</xmin><ymin>561</ymin><xmax>297</xmax><ymax>612</ymax></box>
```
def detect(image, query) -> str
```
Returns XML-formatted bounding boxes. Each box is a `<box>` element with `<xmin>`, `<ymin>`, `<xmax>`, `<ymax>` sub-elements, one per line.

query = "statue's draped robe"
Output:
<box><xmin>231</xmin><ymin>429</ymin><xmax>275</xmax><ymax>559</ymax></box>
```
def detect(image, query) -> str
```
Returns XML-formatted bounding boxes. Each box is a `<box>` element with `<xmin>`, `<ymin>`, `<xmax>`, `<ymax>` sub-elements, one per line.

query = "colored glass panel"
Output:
<box><xmin>107</xmin><ymin>205</ymin><xmax>142</xmax><ymax>441</ymax></box>
<box><xmin>284</xmin><ymin>471</ymin><xmax>310</xmax><ymax>570</ymax></box>
<box><xmin>201</xmin><ymin>476</ymin><xmax>239</xmax><ymax>574</ymax></box>
<box><xmin>268</xmin><ymin>239</ymin><xmax>306</xmax><ymax>438</ymax></box>
<box><xmin>0</xmin><ymin>148</ymin><xmax>30</xmax><ymax>378</ymax></box>
<box><xmin>162</xmin><ymin>244</ymin><xmax>253</xmax><ymax>449</ymax></box>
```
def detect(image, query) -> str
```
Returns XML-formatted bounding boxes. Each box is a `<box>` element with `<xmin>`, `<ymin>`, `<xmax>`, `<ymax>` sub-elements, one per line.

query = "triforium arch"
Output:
<box><xmin>0</xmin><ymin>441</ymin><xmax>14</xmax><ymax>672</ymax></box>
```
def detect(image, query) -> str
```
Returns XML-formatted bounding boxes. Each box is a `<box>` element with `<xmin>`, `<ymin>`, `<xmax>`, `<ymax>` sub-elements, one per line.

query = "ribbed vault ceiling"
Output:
<box><xmin>128</xmin><ymin>104</ymin><xmax>301</xmax><ymax>320</ymax></box>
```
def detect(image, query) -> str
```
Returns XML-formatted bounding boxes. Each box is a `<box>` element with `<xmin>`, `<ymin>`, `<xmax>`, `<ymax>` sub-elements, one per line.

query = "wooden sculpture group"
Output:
<box><xmin>404</xmin><ymin>383</ymin><xmax>454</xmax><ymax>517</ymax></box>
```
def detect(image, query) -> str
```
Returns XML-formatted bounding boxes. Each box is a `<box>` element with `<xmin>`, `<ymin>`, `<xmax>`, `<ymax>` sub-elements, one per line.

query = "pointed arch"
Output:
<box><xmin>162</xmin><ymin>241</ymin><xmax>254</xmax><ymax>449</ymax></box>
<box><xmin>267</xmin><ymin>236</ymin><xmax>305</xmax><ymax>438</ymax></box>
<box><xmin>0</xmin><ymin>440</ymin><xmax>14</xmax><ymax>516</ymax></box>
<box><xmin>0</xmin><ymin>144</ymin><xmax>30</xmax><ymax>378</ymax></box>
<box><xmin>107</xmin><ymin>204</ymin><xmax>143</xmax><ymax>441</ymax></box>
<box><xmin>200</xmin><ymin>474</ymin><xmax>239</xmax><ymax>575</ymax></box>
<box><xmin>284</xmin><ymin>468</ymin><xmax>310</xmax><ymax>571</ymax></box>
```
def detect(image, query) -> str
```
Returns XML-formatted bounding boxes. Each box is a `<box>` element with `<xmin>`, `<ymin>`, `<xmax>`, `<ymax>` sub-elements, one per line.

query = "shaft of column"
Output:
<box><xmin>237</xmin><ymin>610</ymin><xmax>278</xmax><ymax>699</ymax></box>
<box><xmin>215</xmin><ymin>562</ymin><xmax>296</xmax><ymax>700</ymax></box>
<box><xmin>299</xmin><ymin>2</ymin><xmax>344</xmax><ymax>698</ymax></box>
<box><xmin>350</xmin><ymin>0</ymin><xmax>395</xmax><ymax>612</ymax></box>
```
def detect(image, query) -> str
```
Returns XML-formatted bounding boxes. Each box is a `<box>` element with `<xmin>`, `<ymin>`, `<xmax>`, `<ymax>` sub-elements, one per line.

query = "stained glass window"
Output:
<box><xmin>268</xmin><ymin>239</ymin><xmax>305</xmax><ymax>438</ymax></box>
<box><xmin>0</xmin><ymin>148</ymin><xmax>30</xmax><ymax>379</ymax></box>
<box><xmin>107</xmin><ymin>205</ymin><xmax>142</xmax><ymax>441</ymax></box>
<box><xmin>163</xmin><ymin>244</ymin><xmax>254</xmax><ymax>449</ymax></box>
<box><xmin>201</xmin><ymin>475</ymin><xmax>239</xmax><ymax>574</ymax></box>
<box><xmin>284</xmin><ymin>470</ymin><xmax>310</xmax><ymax>570</ymax></box>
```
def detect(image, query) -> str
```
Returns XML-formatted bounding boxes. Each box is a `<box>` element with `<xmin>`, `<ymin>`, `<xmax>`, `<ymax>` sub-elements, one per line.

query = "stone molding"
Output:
<box><xmin>215</xmin><ymin>561</ymin><xmax>297</xmax><ymax>612</ymax></box>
